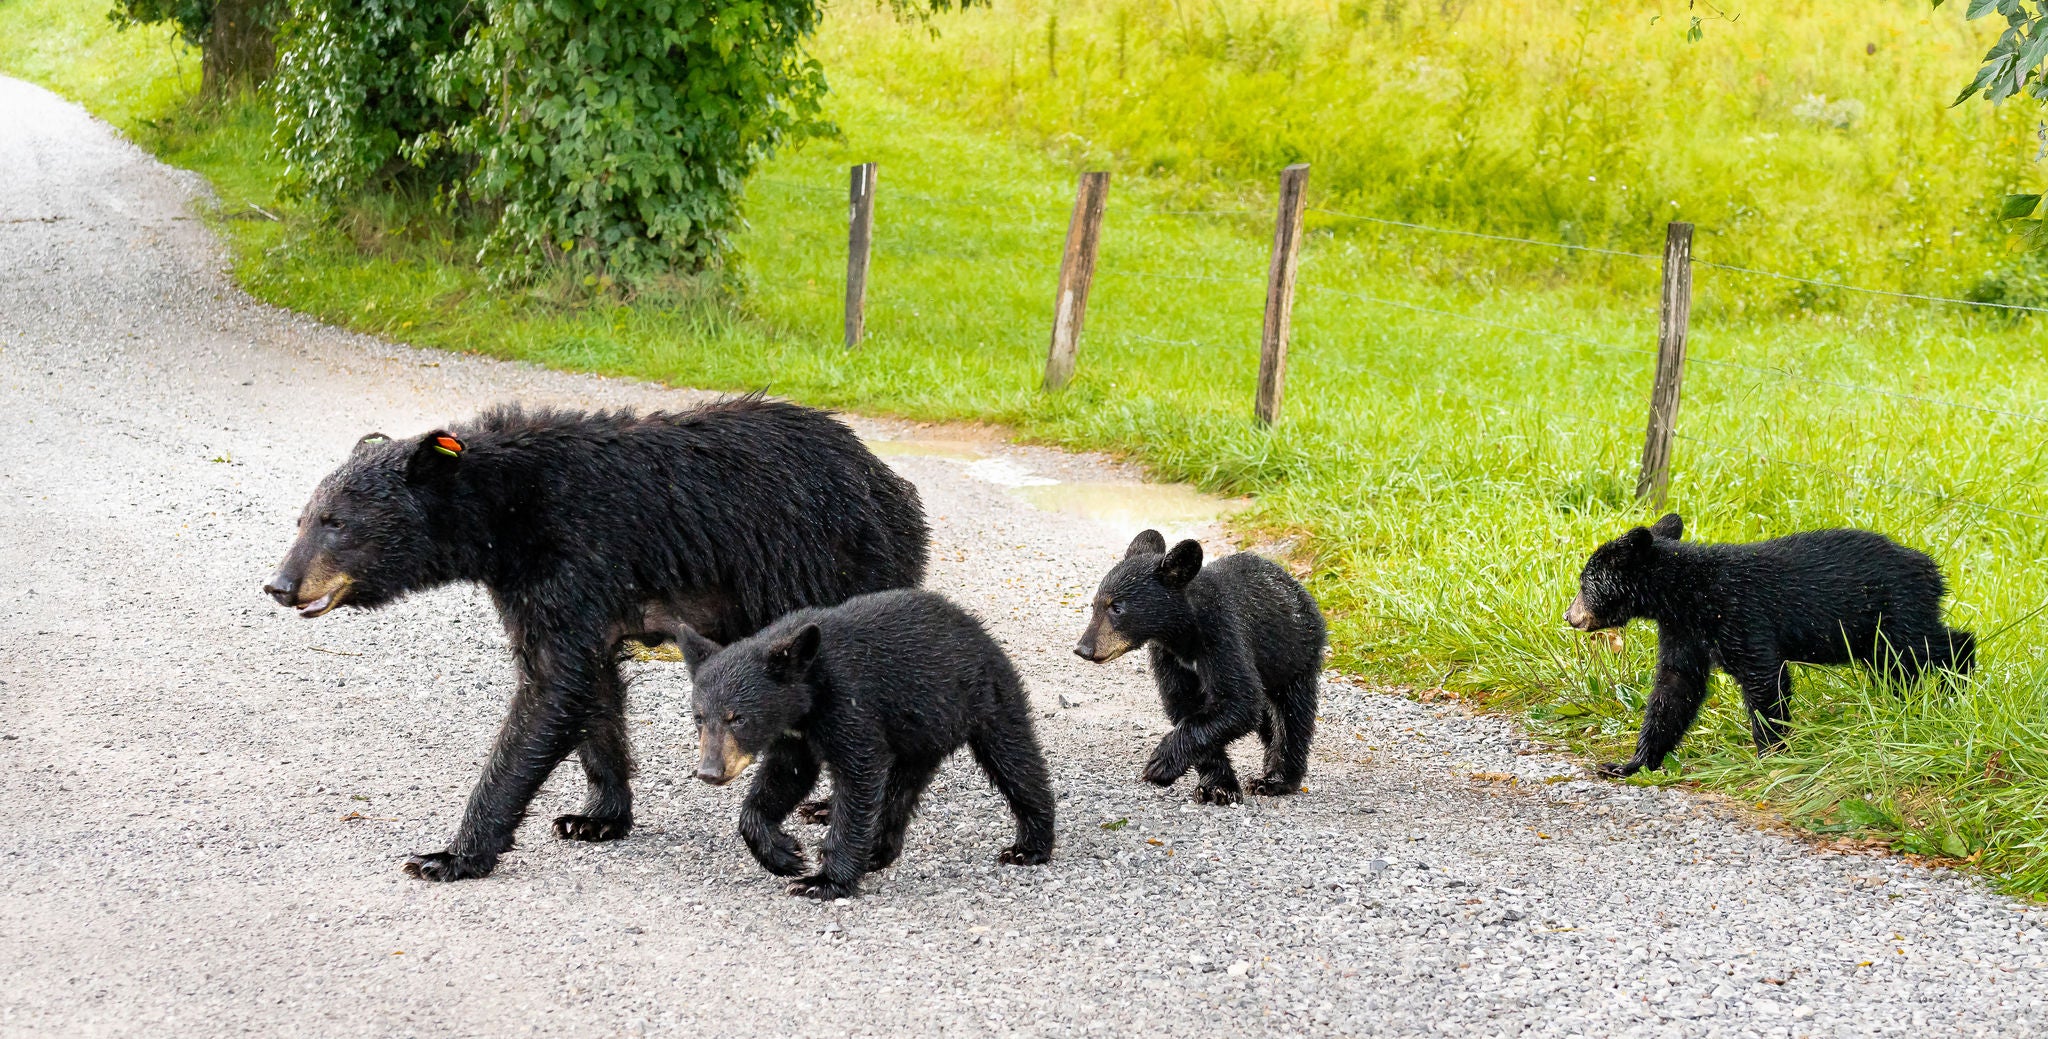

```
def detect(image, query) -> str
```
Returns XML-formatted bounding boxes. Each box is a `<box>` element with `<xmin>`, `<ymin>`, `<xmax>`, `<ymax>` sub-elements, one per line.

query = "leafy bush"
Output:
<box><xmin>264</xmin><ymin>0</ymin><xmax>977</xmax><ymax>283</ymax></box>
<box><xmin>271</xmin><ymin>0</ymin><xmax>477</xmax><ymax>204</ymax></box>
<box><xmin>430</xmin><ymin>0</ymin><xmax>834</xmax><ymax>282</ymax></box>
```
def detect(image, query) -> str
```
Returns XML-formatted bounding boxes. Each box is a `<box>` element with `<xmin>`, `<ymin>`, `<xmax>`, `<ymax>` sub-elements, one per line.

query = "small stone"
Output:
<box><xmin>1227</xmin><ymin>960</ymin><xmax>1250</xmax><ymax>977</ymax></box>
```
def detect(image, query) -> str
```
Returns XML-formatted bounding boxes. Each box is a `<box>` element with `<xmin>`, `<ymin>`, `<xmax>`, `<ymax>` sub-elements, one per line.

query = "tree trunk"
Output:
<box><xmin>201</xmin><ymin>0</ymin><xmax>275</xmax><ymax>96</ymax></box>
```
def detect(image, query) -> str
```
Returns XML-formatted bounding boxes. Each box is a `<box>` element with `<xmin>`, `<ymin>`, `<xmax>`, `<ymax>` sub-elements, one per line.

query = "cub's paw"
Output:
<box><xmin>998</xmin><ymin>844</ymin><xmax>1052</xmax><ymax>866</ymax></box>
<box><xmin>743</xmin><ymin>829</ymin><xmax>808</xmax><ymax>876</ymax></box>
<box><xmin>787</xmin><ymin>875</ymin><xmax>857</xmax><ymax>900</ymax></box>
<box><xmin>867</xmin><ymin>838</ymin><xmax>906</xmax><ymax>872</ymax></box>
<box><xmin>553</xmin><ymin>814</ymin><xmax>631</xmax><ymax>842</ymax></box>
<box><xmin>1244</xmin><ymin>776</ymin><xmax>1299</xmax><ymax>797</ymax></box>
<box><xmin>1595</xmin><ymin>760</ymin><xmax>1642</xmax><ymax>779</ymax></box>
<box><xmin>796</xmin><ymin>800</ymin><xmax>833</xmax><ymax>825</ymax></box>
<box><xmin>401</xmin><ymin>850</ymin><xmax>497</xmax><ymax>882</ymax></box>
<box><xmin>1140</xmin><ymin>749</ymin><xmax>1190</xmax><ymax>787</ymax></box>
<box><xmin>1194</xmin><ymin>782</ymin><xmax>1244</xmax><ymax>806</ymax></box>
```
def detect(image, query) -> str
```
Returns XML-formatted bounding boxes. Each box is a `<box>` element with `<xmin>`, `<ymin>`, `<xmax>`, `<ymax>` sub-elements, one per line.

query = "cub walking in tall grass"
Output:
<box><xmin>1567</xmin><ymin>513</ymin><xmax>1975</xmax><ymax>778</ymax></box>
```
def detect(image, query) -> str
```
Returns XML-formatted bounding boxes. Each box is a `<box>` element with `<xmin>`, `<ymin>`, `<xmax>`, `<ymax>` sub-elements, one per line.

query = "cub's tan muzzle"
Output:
<box><xmin>1564</xmin><ymin>595</ymin><xmax>1597</xmax><ymax>632</ymax></box>
<box><xmin>1073</xmin><ymin>614</ymin><xmax>1134</xmax><ymax>663</ymax></box>
<box><xmin>695</xmin><ymin>727</ymin><xmax>755</xmax><ymax>786</ymax></box>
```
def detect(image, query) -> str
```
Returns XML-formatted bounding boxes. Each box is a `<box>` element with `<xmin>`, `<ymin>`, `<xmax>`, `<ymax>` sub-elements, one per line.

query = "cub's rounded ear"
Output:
<box><xmin>1620</xmin><ymin>527</ymin><xmax>1655</xmax><ymax>555</ymax></box>
<box><xmin>1650</xmin><ymin>513</ymin><xmax>1684</xmax><ymax>541</ymax></box>
<box><xmin>675</xmin><ymin>626</ymin><xmax>723</xmax><ymax>673</ymax></box>
<box><xmin>766</xmin><ymin>623</ymin><xmax>823</xmax><ymax>681</ymax></box>
<box><xmin>1125</xmin><ymin>529</ymin><xmax>1167</xmax><ymax>559</ymax></box>
<box><xmin>1158</xmin><ymin>539</ymin><xmax>1204</xmax><ymax>588</ymax></box>
<box><xmin>354</xmin><ymin>432</ymin><xmax>392</xmax><ymax>451</ymax></box>
<box><xmin>405</xmin><ymin>429</ymin><xmax>466</xmax><ymax>483</ymax></box>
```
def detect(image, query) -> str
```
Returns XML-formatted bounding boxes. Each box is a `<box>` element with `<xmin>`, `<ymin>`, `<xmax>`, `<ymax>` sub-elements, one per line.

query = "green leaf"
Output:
<box><xmin>2002</xmin><ymin>193</ymin><xmax>2043</xmax><ymax>219</ymax></box>
<box><xmin>1838</xmin><ymin>797</ymin><xmax>1893</xmax><ymax>828</ymax></box>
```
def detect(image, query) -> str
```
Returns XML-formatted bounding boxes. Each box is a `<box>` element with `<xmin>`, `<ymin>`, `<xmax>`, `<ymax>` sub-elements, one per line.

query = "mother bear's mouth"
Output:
<box><xmin>295</xmin><ymin>577</ymin><xmax>352</xmax><ymax>618</ymax></box>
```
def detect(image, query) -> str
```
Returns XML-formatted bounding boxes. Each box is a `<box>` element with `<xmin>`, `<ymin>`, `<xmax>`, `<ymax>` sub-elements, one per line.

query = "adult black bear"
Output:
<box><xmin>262</xmin><ymin>397</ymin><xmax>929</xmax><ymax>881</ymax></box>
<box><xmin>1567</xmin><ymin>513</ymin><xmax>1974</xmax><ymax>778</ymax></box>
<box><xmin>676</xmin><ymin>589</ymin><xmax>1054</xmax><ymax>899</ymax></box>
<box><xmin>1073</xmin><ymin>531</ymin><xmax>1325</xmax><ymax>804</ymax></box>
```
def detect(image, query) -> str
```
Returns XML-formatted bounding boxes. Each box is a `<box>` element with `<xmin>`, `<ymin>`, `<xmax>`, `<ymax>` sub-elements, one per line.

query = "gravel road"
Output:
<box><xmin>2</xmin><ymin>75</ymin><xmax>2044</xmax><ymax>1038</ymax></box>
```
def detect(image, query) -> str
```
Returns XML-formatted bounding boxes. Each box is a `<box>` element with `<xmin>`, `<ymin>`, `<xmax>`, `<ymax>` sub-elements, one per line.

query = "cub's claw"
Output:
<box><xmin>553</xmin><ymin>814</ymin><xmax>631</xmax><ymax>842</ymax></box>
<box><xmin>999</xmin><ymin>844</ymin><xmax>1051</xmax><ymax>866</ymax></box>
<box><xmin>796</xmin><ymin>800</ymin><xmax>832</xmax><ymax>825</ymax></box>
<box><xmin>1244</xmin><ymin>777</ymin><xmax>1297</xmax><ymax>797</ymax></box>
<box><xmin>1194</xmin><ymin>782</ymin><xmax>1244</xmax><ymax>806</ymax></box>
<box><xmin>401</xmin><ymin>850</ymin><xmax>497</xmax><ymax>882</ymax></box>
<box><xmin>787</xmin><ymin>875</ymin><xmax>857</xmax><ymax>900</ymax></box>
<box><xmin>1596</xmin><ymin>760</ymin><xmax>1642</xmax><ymax>779</ymax></box>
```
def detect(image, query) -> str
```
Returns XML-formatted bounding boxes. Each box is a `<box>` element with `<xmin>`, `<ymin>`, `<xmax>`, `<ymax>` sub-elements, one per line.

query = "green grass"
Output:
<box><xmin>6</xmin><ymin>0</ymin><xmax>2047</xmax><ymax>894</ymax></box>
<box><xmin>821</xmin><ymin>0</ymin><xmax>2041</xmax><ymax>302</ymax></box>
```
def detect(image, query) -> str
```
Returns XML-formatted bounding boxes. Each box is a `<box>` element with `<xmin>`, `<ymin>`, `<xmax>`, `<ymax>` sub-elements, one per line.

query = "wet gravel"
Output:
<box><xmin>2</xmin><ymin>74</ymin><xmax>2044</xmax><ymax>1038</ymax></box>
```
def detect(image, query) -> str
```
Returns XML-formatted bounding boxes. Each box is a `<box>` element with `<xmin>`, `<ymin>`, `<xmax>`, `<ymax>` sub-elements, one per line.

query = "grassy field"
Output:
<box><xmin>5</xmin><ymin>0</ymin><xmax>2047</xmax><ymax>892</ymax></box>
<box><xmin>823</xmin><ymin>0</ymin><xmax>2045</xmax><ymax>302</ymax></box>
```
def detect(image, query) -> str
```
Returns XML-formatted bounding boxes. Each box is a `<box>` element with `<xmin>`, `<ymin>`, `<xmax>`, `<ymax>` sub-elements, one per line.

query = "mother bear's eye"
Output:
<box><xmin>1108</xmin><ymin>601</ymin><xmax>1124</xmax><ymax>616</ymax></box>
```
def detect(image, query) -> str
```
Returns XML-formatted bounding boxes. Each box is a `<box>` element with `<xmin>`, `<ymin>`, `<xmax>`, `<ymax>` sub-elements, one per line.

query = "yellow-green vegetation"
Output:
<box><xmin>4</xmin><ymin>0</ymin><xmax>2046</xmax><ymax>891</ymax></box>
<box><xmin>825</xmin><ymin>0</ymin><xmax>2042</xmax><ymax>300</ymax></box>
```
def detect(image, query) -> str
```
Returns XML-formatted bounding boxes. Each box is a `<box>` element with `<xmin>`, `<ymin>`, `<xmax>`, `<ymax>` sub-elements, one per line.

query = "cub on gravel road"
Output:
<box><xmin>261</xmin><ymin>396</ymin><xmax>929</xmax><ymax>881</ymax></box>
<box><xmin>1568</xmin><ymin>512</ymin><xmax>1975</xmax><ymax>778</ymax></box>
<box><xmin>1074</xmin><ymin>530</ymin><xmax>1326</xmax><ymax>805</ymax></box>
<box><xmin>676</xmin><ymin>588</ymin><xmax>1055</xmax><ymax>899</ymax></box>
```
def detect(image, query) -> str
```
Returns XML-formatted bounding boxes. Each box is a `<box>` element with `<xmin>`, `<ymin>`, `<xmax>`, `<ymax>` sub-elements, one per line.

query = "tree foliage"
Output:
<box><xmin>111</xmin><ymin>0</ymin><xmax>278</xmax><ymax>93</ymax></box>
<box><xmin>263</xmin><ymin>0</ymin><xmax>977</xmax><ymax>285</ymax></box>
<box><xmin>270</xmin><ymin>0</ymin><xmax>477</xmax><ymax>204</ymax></box>
<box><xmin>429</xmin><ymin>0</ymin><xmax>834</xmax><ymax>281</ymax></box>
<box><xmin>1942</xmin><ymin>0</ymin><xmax>2048</xmax><ymax>237</ymax></box>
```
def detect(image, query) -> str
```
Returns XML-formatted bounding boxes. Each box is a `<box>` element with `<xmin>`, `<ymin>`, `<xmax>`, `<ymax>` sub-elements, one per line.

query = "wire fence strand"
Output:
<box><xmin>1693</xmin><ymin>260</ymin><xmax>2048</xmax><ymax>315</ymax></box>
<box><xmin>1308</xmin><ymin>206</ymin><xmax>1663</xmax><ymax>261</ymax></box>
<box><xmin>1670</xmin><ymin>430</ymin><xmax>2048</xmax><ymax>524</ymax></box>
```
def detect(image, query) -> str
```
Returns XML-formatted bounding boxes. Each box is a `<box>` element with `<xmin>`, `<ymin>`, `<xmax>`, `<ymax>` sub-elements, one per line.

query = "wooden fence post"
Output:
<box><xmin>1635</xmin><ymin>221</ymin><xmax>1694</xmax><ymax>506</ymax></box>
<box><xmin>1042</xmin><ymin>171</ymin><xmax>1111</xmax><ymax>391</ymax></box>
<box><xmin>844</xmin><ymin>162</ymin><xmax>877</xmax><ymax>350</ymax></box>
<box><xmin>1255</xmin><ymin>163</ymin><xmax>1311</xmax><ymax>426</ymax></box>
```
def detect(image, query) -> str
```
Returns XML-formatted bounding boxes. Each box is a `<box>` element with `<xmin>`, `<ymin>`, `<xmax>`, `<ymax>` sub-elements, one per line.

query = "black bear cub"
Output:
<box><xmin>677</xmin><ymin>589</ymin><xmax>1054</xmax><ymax>899</ymax></box>
<box><xmin>1568</xmin><ymin>513</ymin><xmax>1975</xmax><ymax>778</ymax></box>
<box><xmin>1074</xmin><ymin>531</ymin><xmax>1326</xmax><ymax>804</ymax></box>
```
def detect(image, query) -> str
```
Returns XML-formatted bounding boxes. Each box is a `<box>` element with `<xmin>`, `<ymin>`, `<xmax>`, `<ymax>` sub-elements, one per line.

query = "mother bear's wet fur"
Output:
<box><xmin>263</xmin><ymin>396</ymin><xmax>929</xmax><ymax>880</ymax></box>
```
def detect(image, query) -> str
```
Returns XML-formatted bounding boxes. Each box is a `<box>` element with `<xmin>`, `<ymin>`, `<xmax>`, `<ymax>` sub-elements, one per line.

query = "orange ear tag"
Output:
<box><xmin>432</xmin><ymin>435</ymin><xmax>465</xmax><ymax>458</ymax></box>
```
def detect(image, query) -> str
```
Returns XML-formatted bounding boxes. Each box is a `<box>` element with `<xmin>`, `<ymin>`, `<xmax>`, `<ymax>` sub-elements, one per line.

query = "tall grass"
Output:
<box><xmin>820</xmin><ymin>0</ymin><xmax>2042</xmax><ymax>302</ymax></box>
<box><xmin>4</xmin><ymin>0</ymin><xmax>2047</xmax><ymax>892</ymax></box>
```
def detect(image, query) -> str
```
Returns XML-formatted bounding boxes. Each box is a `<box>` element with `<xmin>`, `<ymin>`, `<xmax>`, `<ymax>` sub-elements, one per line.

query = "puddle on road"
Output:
<box><xmin>867</xmin><ymin>434</ymin><xmax>1246</xmax><ymax>530</ymax></box>
<box><xmin>1014</xmin><ymin>482</ymin><xmax>1247</xmax><ymax>528</ymax></box>
<box><xmin>866</xmin><ymin>439</ymin><xmax>988</xmax><ymax>461</ymax></box>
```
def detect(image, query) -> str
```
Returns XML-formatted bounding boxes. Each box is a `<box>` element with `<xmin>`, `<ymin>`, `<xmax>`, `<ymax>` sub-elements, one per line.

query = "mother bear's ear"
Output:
<box><xmin>1650</xmin><ymin>513</ymin><xmax>1684</xmax><ymax>541</ymax></box>
<box><xmin>405</xmin><ymin>430</ymin><xmax>466</xmax><ymax>484</ymax></box>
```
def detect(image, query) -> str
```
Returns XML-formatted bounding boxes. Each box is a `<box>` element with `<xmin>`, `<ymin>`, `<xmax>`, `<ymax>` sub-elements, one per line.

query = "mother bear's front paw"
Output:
<box><xmin>1595</xmin><ymin>759</ymin><xmax>1643</xmax><ymax>779</ymax></box>
<box><xmin>401</xmin><ymin>850</ymin><xmax>498</xmax><ymax>882</ymax></box>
